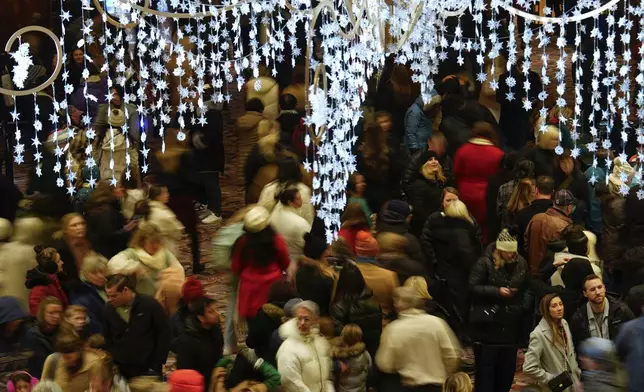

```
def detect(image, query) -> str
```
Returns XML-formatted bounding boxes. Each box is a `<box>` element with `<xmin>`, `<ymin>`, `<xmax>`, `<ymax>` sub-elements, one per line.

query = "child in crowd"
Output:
<box><xmin>442</xmin><ymin>372</ymin><xmax>472</xmax><ymax>392</ymax></box>
<box><xmin>330</xmin><ymin>324</ymin><xmax>372</xmax><ymax>392</ymax></box>
<box><xmin>7</xmin><ymin>372</ymin><xmax>38</xmax><ymax>392</ymax></box>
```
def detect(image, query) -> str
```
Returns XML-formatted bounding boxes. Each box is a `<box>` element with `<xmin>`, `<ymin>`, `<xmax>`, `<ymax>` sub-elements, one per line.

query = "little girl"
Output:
<box><xmin>7</xmin><ymin>372</ymin><xmax>37</xmax><ymax>392</ymax></box>
<box><xmin>330</xmin><ymin>324</ymin><xmax>372</xmax><ymax>392</ymax></box>
<box><xmin>442</xmin><ymin>372</ymin><xmax>472</xmax><ymax>392</ymax></box>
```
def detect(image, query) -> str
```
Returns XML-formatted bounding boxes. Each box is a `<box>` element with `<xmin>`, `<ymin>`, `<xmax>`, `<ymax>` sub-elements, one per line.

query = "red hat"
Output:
<box><xmin>181</xmin><ymin>276</ymin><xmax>205</xmax><ymax>304</ymax></box>
<box><xmin>168</xmin><ymin>369</ymin><xmax>204</xmax><ymax>392</ymax></box>
<box><xmin>355</xmin><ymin>230</ymin><xmax>379</xmax><ymax>257</ymax></box>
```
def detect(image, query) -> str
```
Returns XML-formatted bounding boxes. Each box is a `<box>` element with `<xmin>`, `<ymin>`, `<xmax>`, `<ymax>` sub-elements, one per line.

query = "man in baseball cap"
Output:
<box><xmin>525</xmin><ymin>189</ymin><xmax>577</xmax><ymax>273</ymax></box>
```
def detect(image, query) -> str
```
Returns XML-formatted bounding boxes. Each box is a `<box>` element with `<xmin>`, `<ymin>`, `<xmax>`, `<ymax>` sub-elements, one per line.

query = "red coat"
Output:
<box><xmin>231</xmin><ymin>234</ymin><xmax>291</xmax><ymax>318</ymax></box>
<box><xmin>454</xmin><ymin>138</ymin><xmax>504</xmax><ymax>243</ymax></box>
<box><xmin>25</xmin><ymin>269</ymin><xmax>69</xmax><ymax>315</ymax></box>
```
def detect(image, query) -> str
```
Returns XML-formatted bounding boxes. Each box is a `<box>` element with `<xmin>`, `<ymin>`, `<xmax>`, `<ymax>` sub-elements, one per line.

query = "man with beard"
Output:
<box><xmin>40</xmin><ymin>332</ymin><xmax>103</xmax><ymax>391</ymax></box>
<box><xmin>570</xmin><ymin>275</ymin><xmax>634</xmax><ymax>351</ymax></box>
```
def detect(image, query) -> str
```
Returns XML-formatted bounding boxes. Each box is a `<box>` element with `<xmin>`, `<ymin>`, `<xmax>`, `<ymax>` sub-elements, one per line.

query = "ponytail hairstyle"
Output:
<box><xmin>507</xmin><ymin>178</ymin><xmax>535</xmax><ymax>214</ymax></box>
<box><xmin>35</xmin><ymin>246</ymin><xmax>60</xmax><ymax>274</ymax></box>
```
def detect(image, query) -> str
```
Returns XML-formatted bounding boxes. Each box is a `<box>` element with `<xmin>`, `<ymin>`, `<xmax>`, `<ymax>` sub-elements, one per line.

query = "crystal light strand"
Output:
<box><xmin>31</xmin><ymin>93</ymin><xmax>43</xmax><ymax>177</ymax></box>
<box><xmin>586</xmin><ymin>17</ymin><xmax>602</xmax><ymax>182</ymax></box>
<box><xmin>522</xmin><ymin>17</ymin><xmax>534</xmax><ymax>112</ymax></box>
<box><xmin>636</xmin><ymin>2</ymin><xmax>644</xmax><ymax>197</ymax></box>
<box><xmin>11</xmin><ymin>99</ymin><xmax>24</xmax><ymax>164</ymax></box>
<box><xmin>554</xmin><ymin>17</ymin><xmax>567</xmax><ymax>155</ymax></box>
<box><xmin>504</xmin><ymin>11</ymin><xmax>517</xmax><ymax>101</ymax></box>
<box><xmin>571</xmin><ymin>21</ymin><xmax>583</xmax><ymax>159</ymax></box>
<box><xmin>617</xmin><ymin>4</ymin><xmax>632</xmax><ymax>164</ymax></box>
<box><xmin>602</xmin><ymin>10</ymin><xmax>617</xmax><ymax>185</ymax></box>
<box><xmin>80</xmin><ymin>0</ymin><xmax>97</xmax><ymax>192</ymax></box>
<box><xmin>57</xmin><ymin>0</ymin><xmax>73</xmax><ymax>189</ymax></box>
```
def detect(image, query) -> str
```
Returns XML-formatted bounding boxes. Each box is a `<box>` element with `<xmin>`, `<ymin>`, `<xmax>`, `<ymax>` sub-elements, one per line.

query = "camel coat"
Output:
<box><xmin>523</xmin><ymin>318</ymin><xmax>581</xmax><ymax>391</ymax></box>
<box><xmin>235</xmin><ymin>111</ymin><xmax>265</xmax><ymax>178</ymax></box>
<box><xmin>41</xmin><ymin>350</ymin><xmax>104</xmax><ymax>392</ymax></box>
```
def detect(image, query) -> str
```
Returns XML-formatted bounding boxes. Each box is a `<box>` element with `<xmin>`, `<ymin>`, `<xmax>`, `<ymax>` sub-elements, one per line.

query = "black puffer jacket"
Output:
<box><xmin>174</xmin><ymin>315</ymin><xmax>224</xmax><ymax>388</ymax></box>
<box><xmin>468</xmin><ymin>244</ymin><xmax>529</xmax><ymax>344</ymax></box>
<box><xmin>421</xmin><ymin>212</ymin><xmax>481</xmax><ymax>279</ymax></box>
<box><xmin>246</xmin><ymin>302</ymin><xmax>285</xmax><ymax>362</ymax></box>
<box><xmin>569</xmin><ymin>297</ymin><xmax>634</xmax><ymax>351</ymax></box>
<box><xmin>402</xmin><ymin>149</ymin><xmax>453</xmax><ymax>197</ymax></box>
<box><xmin>407</xmin><ymin>177</ymin><xmax>445</xmax><ymax>236</ymax></box>
<box><xmin>330</xmin><ymin>288</ymin><xmax>382</xmax><ymax>358</ymax></box>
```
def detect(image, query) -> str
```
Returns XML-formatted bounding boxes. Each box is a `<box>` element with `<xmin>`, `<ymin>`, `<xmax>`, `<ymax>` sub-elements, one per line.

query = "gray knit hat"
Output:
<box><xmin>496</xmin><ymin>229</ymin><xmax>518</xmax><ymax>253</ymax></box>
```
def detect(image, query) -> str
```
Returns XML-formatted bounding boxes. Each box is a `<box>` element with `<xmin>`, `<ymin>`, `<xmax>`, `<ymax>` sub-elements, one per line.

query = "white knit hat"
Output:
<box><xmin>243</xmin><ymin>206</ymin><xmax>271</xmax><ymax>233</ymax></box>
<box><xmin>496</xmin><ymin>229</ymin><xmax>518</xmax><ymax>253</ymax></box>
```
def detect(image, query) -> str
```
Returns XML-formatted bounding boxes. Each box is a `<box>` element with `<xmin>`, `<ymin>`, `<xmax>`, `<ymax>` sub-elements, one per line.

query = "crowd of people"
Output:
<box><xmin>2</xmin><ymin>14</ymin><xmax>644</xmax><ymax>392</ymax></box>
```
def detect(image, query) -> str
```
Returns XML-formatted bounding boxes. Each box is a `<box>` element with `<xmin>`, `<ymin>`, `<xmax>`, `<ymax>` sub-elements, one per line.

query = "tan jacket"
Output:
<box><xmin>525</xmin><ymin>208</ymin><xmax>572</xmax><ymax>274</ymax></box>
<box><xmin>41</xmin><ymin>350</ymin><xmax>104</xmax><ymax>392</ymax></box>
<box><xmin>375</xmin><ymin>309</ymin><xmax>461</xmax><ymax>386</ymax></box>
<box><xmin>356</xmin><ymin>262</ymin><xmax>399</xmax><ymax>322</ymax></box>
<box><xmin>246</xmin><ymin>77</ymin><xmax>279</xmax><ymax>119</ymax></box>
<box><xmin>235</xmin><ymin>111</ymin><xmax>265</xmax><ymax>178</ymax></box>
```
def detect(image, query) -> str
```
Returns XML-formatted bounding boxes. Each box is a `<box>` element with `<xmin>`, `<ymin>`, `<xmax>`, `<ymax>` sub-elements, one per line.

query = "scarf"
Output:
<box><xmin>132</xmin><ymin>248</ymin><xmax>169</xmax><ymax>271</ymax></box>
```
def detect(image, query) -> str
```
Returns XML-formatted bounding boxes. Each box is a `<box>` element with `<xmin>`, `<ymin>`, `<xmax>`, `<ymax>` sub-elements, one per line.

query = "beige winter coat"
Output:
<box><xmin>236</xmin><ymin>111</ymin><xmax>265</xmax><ymax>178</ymax></box>
<box><xmin>0</xmin><ymin>217</ymin><xmax>44</xmax><ymax>308</ymax></box>
<box><xmin>144</xmin><ymin>200</ymin><xmax>185</xmax><ymax>257</ymax></box>
<box><xmin>523</xmin><ymin>318</ymin><xmax>581</xmax><ymax>391</ymax></box>
<box><xmin>246</xmin><ymin>76</ymin><xmax>279</xmax><ymax>119</ymax></box>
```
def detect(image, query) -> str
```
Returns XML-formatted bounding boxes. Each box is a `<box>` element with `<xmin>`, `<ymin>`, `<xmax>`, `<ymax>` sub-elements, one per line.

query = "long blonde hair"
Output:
<box><xmin>539</xmin><ymin>294</ymin><xmax>567</xmax><ymax>350</ymax></box>
<box><xmin>444</xmin><ymin>200</ymin><xmax>473</xmax><ymax>224</ymax></box>
<box><xmin>507</xmin><ymin>178</ymin><xmax>535</xmax><ymax>214</ymax></box>
<box><xmin>421</xmin><ymin>160</ymin><xmax>447</xmax><ymax>183</ymax></box>
<box><xmin>53</xmin><ymin>213</ymin><xmax>84</xmax><ymax>240</ymax></box>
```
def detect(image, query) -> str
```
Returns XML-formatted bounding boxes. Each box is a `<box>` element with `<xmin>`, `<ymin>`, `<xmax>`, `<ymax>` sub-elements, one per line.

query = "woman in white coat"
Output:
<box><xmin>257</xmin><ymin>156</ymin><xmax>314</xmax><ymax>225</ymax></box>
<box><xmin>0</xmin><ymin>218</ymin><xmax>44</xmax><ymax>307</ymax></box>
<box><xmin>523</xmin><ymin>294</ymin><xmax>581</xmax><ymax>391</ymax></box>
<box><xmin>108</xmin><ymin>223</ymin><xmax>185</xmax><ymax>298</ymax></box>
<box><xmin>140</xmin><ymin>185</ymin><xmax>185</xmax><ymax>257</ymax></box>
<box><xmin>270</xmin><ymin>188</ymin><xmax>312</xmax><ymax>279</ymax></box>
<box><xmin>276</xmin><ymin>300</ymin><xmax>334</xmax><ymax>392</ymax></box>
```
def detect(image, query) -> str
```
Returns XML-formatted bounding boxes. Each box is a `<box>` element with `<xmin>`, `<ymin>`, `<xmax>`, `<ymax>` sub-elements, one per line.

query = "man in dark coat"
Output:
<box><xmin>103</xmin><ymin>275</ymin><xmax>170</xmax><ymax>379</ymax></box>
<box><xmin>191</xmin><ymin>95</ymin><xmax>225</xmax><ymax>224</ymax></box>
<box><xmin>174</xmin><ymin>297</ymin><xmax>224</xmax><ymax>389</ymax></box>
<box><xmin>496</xmin><ymin>63</ymin><xmax>541</xmax><ymax>151</ymax></box>
<box><xmin>569</xmin><ymin>275</ymin><xmax>634</xmax><ymax>351</ymax></box>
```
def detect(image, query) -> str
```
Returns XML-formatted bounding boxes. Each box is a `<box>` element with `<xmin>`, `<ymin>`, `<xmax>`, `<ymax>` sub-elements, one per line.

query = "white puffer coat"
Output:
<box><xmin>276</xmin><ymin>318</ymin><xmax>335</xmax><ymax>392</ymax></box>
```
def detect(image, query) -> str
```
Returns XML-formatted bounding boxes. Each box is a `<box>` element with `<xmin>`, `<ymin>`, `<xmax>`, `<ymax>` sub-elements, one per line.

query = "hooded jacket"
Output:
<box><xmin>330</xmin><ymin>289</ymin><xmax>382</xmax><ymax>358</ymax></box>
<box><xmin>174</xmin><ymin>316</ymin><xmax>224</xmax><ymax>390</ymax></box>
<box><xmin>246</xmin><ymin>303</ymin><xmax>286</xmax><ymax>362</ymax></box>
<box><xmin>25</xmin><ymin>268</ymin><xmax>69</xmax><ymax>316</ymax></box>
<box><xmin>276</xmin><ymin>318</ymin><xmax>334</xmax><ymax>392</ymax></box>
<box><xmin>0</xmin><ymin>297</ymin><xmax>33</xmax><ymax>391</ymax></box>
<box><xmin>329</xmin><ymin>340</ymin><xmax>371</xmax><ymax>392</ymax></box>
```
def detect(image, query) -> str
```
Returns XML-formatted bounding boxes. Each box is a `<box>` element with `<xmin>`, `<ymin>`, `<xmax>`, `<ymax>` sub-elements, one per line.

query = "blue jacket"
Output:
<box><xmin>404</xmin><ymin>93</ymin><xmax>435</xmax><ymax>152</ymax></box>
<box><xmin>616</xmin><ymin>317</ymin><xmax>644</xmax><ymax>392</ymax></box>
<box><xmin>69</xmin><ymin>282</ymin><xmax>106</xmax><ymax>335</ymax></box>
<box><xmin>0</xmin><ymin>297</ymin><xmax>33</xmax><ymax>390</ymax></box>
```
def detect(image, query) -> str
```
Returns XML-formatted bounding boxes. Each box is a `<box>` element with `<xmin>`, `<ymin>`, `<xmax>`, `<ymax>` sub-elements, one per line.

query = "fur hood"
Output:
<box><xmin>262</xmin><ymin>303</ymin><xmax>284</xmax><ymax>320</ymax></box>
<box><xmin>329</xmin><ymin>339</ymin><xmax>366</xmax><ymax>360</ymax></box>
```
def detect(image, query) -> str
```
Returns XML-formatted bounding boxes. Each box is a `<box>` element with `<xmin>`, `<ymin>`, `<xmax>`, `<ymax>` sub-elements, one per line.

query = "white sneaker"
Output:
<box><xmin>202</xmin><ymin>211</ymin><xmax>223</xmax><ymax>224</ymax></box>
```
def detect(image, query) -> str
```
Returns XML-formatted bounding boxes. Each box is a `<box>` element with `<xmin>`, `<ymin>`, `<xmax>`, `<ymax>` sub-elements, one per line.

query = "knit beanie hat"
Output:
<box><xmin>167</xmin><ymin>369</ymin><xmax>204</xmax><ymax>392</ymax></box>
<box><xmin>244</xmin><ymin>206</ymin><xmax>271</xmax><ymax>233</ymax></box>
<box><xmin>181</xmin><ymin>276</ymin><xmax>205</xmax><ymax>304</ymax></box>
<box><xmin>355</xmin><ymin>230</ymin><xmax>379</xmax><ymax>257</ymax></box>
<box><xmin>385</xmin><ymin>200</ymin><xmax>411</xmax><ymax>218</ymax></box>
<box><xmin>496</xmin><ymin>229</ymin><xmax>518</xmax><ymax>253</ymax></box>
<box><xmin>579</xmin><ymin>337</ymin><xmax>618</xmax><ymax>363</ymax></box>
<box><xmin>303</xmin><ymin>232</ymin><xmax>327</xmax><ymax>260</ymax></box>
